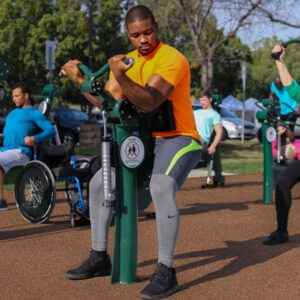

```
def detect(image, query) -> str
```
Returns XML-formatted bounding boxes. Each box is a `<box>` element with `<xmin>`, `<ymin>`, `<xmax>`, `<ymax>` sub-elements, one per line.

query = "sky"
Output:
<box><xmin>213</xmin><ymin>1</ymin><xmax>300</xmax><ymax>48</ymax></box>
<box><xmin>236</xmin><ymin>1</ymin><xmax>300</xmax><ymax>48</ymax></box>
<box><xmin>238</xmin><ymin>22</ymin><xmax>300</xmax><ymax>47</ymax></box>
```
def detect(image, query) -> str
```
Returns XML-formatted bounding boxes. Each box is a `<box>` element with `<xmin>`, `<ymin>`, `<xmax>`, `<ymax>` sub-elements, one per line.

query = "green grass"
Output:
<box><xmin>5</xmin><ymin>139</ymin><xmax>263</xmax><ymax>190</ymax></box>
<box><xmin>4</xmin><ymin>173</ymin><xmax>17</xmax><ymax>190</ymax></box>
<box><xmin>75</xmin><ymin>145</ymin><xmax>101</xmax><ymax>157</ymax></box>
<box><xmin>63</xmin><ymin>140</ymin><xmax>265</xmax><ymax>175</ymax></box>
<box><xmin>220</xmin><ymin>139</ymin><xmax>263</xmax><ymax>174</ymax></box>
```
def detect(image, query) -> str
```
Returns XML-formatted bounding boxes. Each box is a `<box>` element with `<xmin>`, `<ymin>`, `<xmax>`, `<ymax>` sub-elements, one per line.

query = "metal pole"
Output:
<box><xmin>87</xmin><ymin>0</ymin><xmax>94</xmax><ymax>71</ymax></box>
<box><xmin>87</xmin><ymin>0</ymin><xmax>94</xmax><ymax>118</ymax></box>
<box><xmin>261</xmin><ymin>121</ymin><xmax>273</xmax><ymax>204</ymax></box>
<box><xmin>241</xmin><ymin>61</ymin><xmax>247</xmax><ymax>143</ymax></box>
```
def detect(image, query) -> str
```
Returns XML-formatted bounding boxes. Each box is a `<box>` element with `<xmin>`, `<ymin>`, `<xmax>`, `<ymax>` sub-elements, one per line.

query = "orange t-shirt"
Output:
<box><xmin>111</xmin><ymin>42</ymin><xmax>200</xmax><ymax>141</ymax></box>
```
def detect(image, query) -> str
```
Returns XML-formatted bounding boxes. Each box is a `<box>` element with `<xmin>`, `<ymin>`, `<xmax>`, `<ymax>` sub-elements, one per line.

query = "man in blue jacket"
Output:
<box><xmin>0</xmin><ymin>82</ymin><xmax>56</xmax><ymax>211</ymax></box>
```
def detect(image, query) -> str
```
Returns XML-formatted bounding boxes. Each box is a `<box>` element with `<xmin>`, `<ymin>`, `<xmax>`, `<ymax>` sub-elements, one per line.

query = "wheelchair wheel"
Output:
<box><xmin>65</xmin><ymin>158</ymin><xmax>90</xmax><ymax>221</ymax></box>
<box><xmin>15</xmin><ymin>161</ymin><xmax>56</xmax><ymax>224</ymax></box>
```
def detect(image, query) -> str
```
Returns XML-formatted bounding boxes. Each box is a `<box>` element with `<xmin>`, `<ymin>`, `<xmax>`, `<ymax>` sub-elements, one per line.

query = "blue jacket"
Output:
<box><xmin>1</xmin><ymin>106</ymin><xmax>56</xmax><ymax>158</ymax></box>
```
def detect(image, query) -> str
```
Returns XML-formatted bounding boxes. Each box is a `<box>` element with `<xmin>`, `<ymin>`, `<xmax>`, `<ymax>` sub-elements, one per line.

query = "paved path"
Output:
<box><xmin>1</xmin><ymin>173</ymin><xmax>300</xmax><ymax>300</ymax></box>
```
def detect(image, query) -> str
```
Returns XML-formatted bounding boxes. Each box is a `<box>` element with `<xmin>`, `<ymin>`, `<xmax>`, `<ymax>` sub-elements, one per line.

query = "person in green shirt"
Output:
<box><xmin>263</xmin><ymin>44</ymin><xmax>300</xmax><ymax>245</ymax></box>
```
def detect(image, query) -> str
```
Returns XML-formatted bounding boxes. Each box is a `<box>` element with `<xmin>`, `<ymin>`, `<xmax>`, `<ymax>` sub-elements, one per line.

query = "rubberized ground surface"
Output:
<box><xmin>1</xmin><ymin>173</ymin><xmax>300</xmax><ymax>300</ymax></box>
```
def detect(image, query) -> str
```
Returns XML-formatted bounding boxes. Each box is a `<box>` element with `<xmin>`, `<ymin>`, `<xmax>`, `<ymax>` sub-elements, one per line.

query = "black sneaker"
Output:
<box><xmin>65</xmin><ymin>250</ymin><xmax>111</xmax><ymax>280</ymax></box>
<box><xmin>0</xmin><ymin>199</ymin><xmax>8</xmax><ymax>211</ymax></box>
<box><xmin>263</xmin><ymin>230</ymin><xmax>289</xmax><ymax>246</ymax></box>
<box><xmin>140</xmin><ymin>263</ymin><xmax>180</xmax><ymax>300</ymax></box>
<box><xmin>213</xmin><ymin>180</ymin><xmax>225</xmax><ymax>188</ymax></box>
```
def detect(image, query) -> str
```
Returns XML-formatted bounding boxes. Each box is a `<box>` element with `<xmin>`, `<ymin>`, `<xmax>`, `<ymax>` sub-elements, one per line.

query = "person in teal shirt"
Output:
<box><xmin>270</xmin><ymin>76</ymin><xmax>298</xmax><ymax>116</ymax></box>
<box><xmin>0</xmin><ymin>82</ymin><xmax>56</xmax><ymax>211</ymax></box>
<box><xmin>194</xmin><ymin>90</ymin><xmax>223</xmax><ymax>153</ymax></box>
<box><xmin>194</xmin><ymin>89</ymin><xmax>224</xmax><ymax>186</ymax></box>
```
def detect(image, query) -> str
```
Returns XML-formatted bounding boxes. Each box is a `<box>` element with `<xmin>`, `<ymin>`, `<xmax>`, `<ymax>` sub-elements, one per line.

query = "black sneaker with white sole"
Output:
<box><xmin>140</xmin><ymin>263</ymin><xmax>180</xmax><ymax>300</ymax></box>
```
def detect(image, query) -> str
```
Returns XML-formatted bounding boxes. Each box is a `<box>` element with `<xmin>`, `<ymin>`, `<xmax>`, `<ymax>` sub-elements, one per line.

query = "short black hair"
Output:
<box><xmin>12</xmin><ymin>82</ymin><xmax>31</xmax><ymax>96</ymax></box>
<box><xmin>125</xmin><ymin>5</ymin><xmax>156</xmax><ymax>28</ymax></box>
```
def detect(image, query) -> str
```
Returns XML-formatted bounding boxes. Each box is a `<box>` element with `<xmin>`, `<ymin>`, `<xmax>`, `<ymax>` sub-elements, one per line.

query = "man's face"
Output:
<box><xmin>126</xmin><ymin>19</ymin><xmax>160</xmax><ymax>56</ymax></box>
<box><xmin>199</xmin><ymin>96</ymin><xmax>212</xmax><ymax>109</ymax></box>
<box><xmin>12</xmin><ymin>87</ymin><xmax>28</xmax><ymax>107</ymax></box>
<box><xmin>275</xmin><ymin>81</ymin><xmax>283</xmax><ymax>90</ymax></box>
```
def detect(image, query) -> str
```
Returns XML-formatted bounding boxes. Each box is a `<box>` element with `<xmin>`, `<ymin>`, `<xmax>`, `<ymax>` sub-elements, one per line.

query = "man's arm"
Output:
<box><xmin>62</xmin><ymin>56</ymin><xmax>175</xmax><ymax>113</ymax></box>
<box><xmin>207</xmin><ymin>123</ymin><xmax>223</xmax><ymax>155</ymax></box>
<box><xmin>30</xmin><ymin>112</ymin><xmax>56</xmax><ymax>145</ymax></box>
<box><xmin>61</xmin><ymin>60</ymin><xmax>106</xmax><ymax>108</ymax></box>
<box><xmin>107</xmin><ymin>55</ymin><xmax>174</xmax><ymax>113</ymax></box>
<box><xmin>272</xmin><ymin>45</ymin><xmax>300</xmax><ymax>103</ymax></box>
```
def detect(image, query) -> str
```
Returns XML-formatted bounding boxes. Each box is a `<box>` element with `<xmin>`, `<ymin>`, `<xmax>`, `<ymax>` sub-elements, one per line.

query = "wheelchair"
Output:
<box><xmin>10</xmin><ymin>84</ymin><xmax>100</xmax><ymax>227</ymax></box>
<box><xmin>14</xmin><ymin>140</ymin><xmax>94</xmax><ymax>228</ymax></box>
<box><xmin>12</xmin><ymin>127</ymin><xmax>93</xmax><ymax>227</ymax></box>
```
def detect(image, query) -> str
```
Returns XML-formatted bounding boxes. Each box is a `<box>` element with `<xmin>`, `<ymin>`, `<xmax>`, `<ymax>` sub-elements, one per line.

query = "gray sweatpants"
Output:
<box><xmin>89</xmin><ymin>136</ymin><xmax>202</xmax><ymax>267</ymax></box>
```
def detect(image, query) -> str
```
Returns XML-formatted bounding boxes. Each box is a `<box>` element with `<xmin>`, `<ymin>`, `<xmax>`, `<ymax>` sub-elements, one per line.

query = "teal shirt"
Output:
<box><xmin>270</xmin><ymin>80</ymin><xmax>298</xmax><ymax>115</ymax></box>
<box><xmin>1</xmin><ymin>106</ymin><xmax>56</xmax><ymax>158</ymax></box>
<box><xmin>194</xmin><ymin>108</ymin><xmax>221</xmax><ymax>143</ymax></box>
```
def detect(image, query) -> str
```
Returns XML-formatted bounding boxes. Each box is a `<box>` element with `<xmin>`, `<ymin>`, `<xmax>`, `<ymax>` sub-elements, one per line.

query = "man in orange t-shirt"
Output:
<box><xmin>62</xmin><ymin>5</ymin><xmax>202</xmax><ymax>299</ymax></box>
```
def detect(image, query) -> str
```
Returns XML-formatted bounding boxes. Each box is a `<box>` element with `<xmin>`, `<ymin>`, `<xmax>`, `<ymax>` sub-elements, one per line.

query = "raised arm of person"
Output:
<box><xmin>273</xmin><ymin>45</ymin><xmax>293</xmax><ymax>86</ymax></box>
<box><xmin>107</xmin><ymin>54</ymin><xmax>174</xmax><ymax>113</ymax></box>
<box><xmin>272</xmin><ymin>44</ymin><xmax>300</xmax><ymax>102</ymax></box>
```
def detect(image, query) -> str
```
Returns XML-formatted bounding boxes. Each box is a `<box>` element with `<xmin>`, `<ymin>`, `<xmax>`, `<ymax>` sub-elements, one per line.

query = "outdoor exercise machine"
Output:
<box><xmin>257</xmin><ymin>99</ymin><xmax>299</xmax><ymax>204</ymax></box>
<box><xmin>78</xmin><ymin>58</ymin><xmax>176</xmax><ymax>284</ymax></box>
<box><xmin>257</xmin><ymin>39</ymin><xmax>300</xmax><ymax>204</ymax></box>
<box><xmin>271</xmin><ymin>39</ymin><xmax>300</xmax><ymax>60</ymax></box>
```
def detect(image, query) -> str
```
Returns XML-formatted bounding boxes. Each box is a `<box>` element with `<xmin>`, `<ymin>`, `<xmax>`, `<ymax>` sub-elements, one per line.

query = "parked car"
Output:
<box><xmin>91</xmin><ymin>111</ymin><xmax>112</xmax><ymax>136</ymax></box>
<box><xmin>51</xmin><ymin>107</ymin><xmax>96</xmax><ymax>144</ymax></box>
<box><xmin>192</xmin><ymin>103</ymin><xmax>257</xmax><ymax>140</ymax></box>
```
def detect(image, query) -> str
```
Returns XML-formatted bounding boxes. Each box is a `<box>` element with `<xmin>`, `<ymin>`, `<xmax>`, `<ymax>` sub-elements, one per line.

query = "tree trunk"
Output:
<box><xmin>201</xmin><ymin>59</ymin><xmax>214</xmax><ymax>90</ymax></box>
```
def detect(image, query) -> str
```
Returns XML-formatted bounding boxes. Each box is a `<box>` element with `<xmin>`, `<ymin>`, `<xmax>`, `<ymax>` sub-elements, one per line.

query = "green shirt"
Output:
<box><xmin>285</xmin><ymin>81</ymin><xmax>300</xmax><ymax>103</ymax></box>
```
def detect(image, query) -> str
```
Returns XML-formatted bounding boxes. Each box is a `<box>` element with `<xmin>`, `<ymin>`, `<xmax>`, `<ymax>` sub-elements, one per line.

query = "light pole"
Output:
<box><xmin>241</xmin><ymin>60</ymin><xmax>247</xmax><ymax>143</ymax></box>
<box><xmin>87</xmin><ymin>0</ymin><xmax>95</xmax><ymax>71</ymax></box>
<box><xmin>81</xmin><ymin>0</ymin><xmax>95</xmax><ymax>116</ymax></box>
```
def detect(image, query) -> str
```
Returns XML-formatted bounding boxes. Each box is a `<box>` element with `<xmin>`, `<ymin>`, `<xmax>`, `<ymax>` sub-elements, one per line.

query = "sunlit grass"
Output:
<box><xmin>6</xmin><ymin>139</ymin><xmax>264</xmax><ymax>190</ymax></box>
<box><xmin>220</xmin><ymin>139</ymin><xmax>263</xmax><ymax>174</ymax></box>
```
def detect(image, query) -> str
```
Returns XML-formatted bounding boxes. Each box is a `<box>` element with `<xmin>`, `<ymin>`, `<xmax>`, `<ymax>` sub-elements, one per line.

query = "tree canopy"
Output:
<box><xmin>0</xmin><ymin>0</ymin><xmax>300</xmax><ymax>111</ymax></box>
